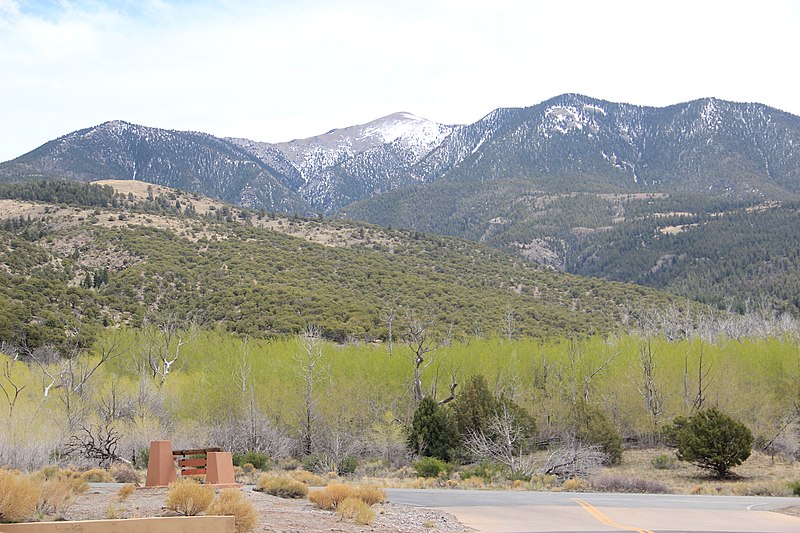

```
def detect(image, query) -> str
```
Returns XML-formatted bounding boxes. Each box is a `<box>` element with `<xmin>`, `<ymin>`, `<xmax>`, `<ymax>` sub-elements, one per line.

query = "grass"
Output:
<box><xmin>594</xmin><ymin>448</ymin><xmax>800</xmax><ymax>495</ymax></box>
<box><xmin>336</xmin><ymin>496</ymin><xmax>375</xmax><ymax>525</ymax></box>
<box><xmin>323</xmin><ymin>448</ymin><xmax>800</xmax><ymax>497</ymax></box>
<box><xmin>206</xmin><ymin>488</ymin><xmax>259</xmax><ymax>533</ymax></box>
<box><xmin>255</xmin><ymin>474</ymin><xmax>309</xmax><ymax>498</ymax></box>
<box><xmin>116</xmin><ymin>484</ymin><xmax>136</xmax><ymax>502</ymax></box>
<box><xmin>0</xmin><ymin>469</ymin><xmax>42</xmax><ymax>523</ymax></box>
<box><xmin>165</xmin><ymin>479</ymin><xmax>214</xmax><ymax>516</ymax></box>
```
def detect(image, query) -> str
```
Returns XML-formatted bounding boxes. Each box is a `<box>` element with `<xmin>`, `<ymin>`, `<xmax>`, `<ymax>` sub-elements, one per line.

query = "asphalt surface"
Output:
<box><xmin>385</xmin><ymin>489</ymin><xmax>800</xmax><ymax>533</ymax></box>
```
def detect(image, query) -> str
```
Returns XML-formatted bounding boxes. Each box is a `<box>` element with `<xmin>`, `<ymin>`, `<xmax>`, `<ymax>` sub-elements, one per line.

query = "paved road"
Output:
<box><xmin>386</xmin><ymin>489</ymin><xmax>800</xmax><ymax>532</ymax></box>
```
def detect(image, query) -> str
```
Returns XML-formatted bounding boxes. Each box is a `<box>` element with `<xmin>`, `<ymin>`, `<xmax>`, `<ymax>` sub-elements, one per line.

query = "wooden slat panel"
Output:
<box><xmin>180</xmin><ymin>468</ymin><xmax>207</xmax><ymax>475</ymax></box>
<box><xmin>173</xmin><ymin>447</ymin><xmax>222</xmax><ymax>456</ymax></box>
<box><xmin>178</xmin><ymin>458</ymin><xmax>207</xmax><ymax>467</ymax></box>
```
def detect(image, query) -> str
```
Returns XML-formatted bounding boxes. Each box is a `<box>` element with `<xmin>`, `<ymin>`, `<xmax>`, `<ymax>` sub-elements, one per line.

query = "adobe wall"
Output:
<box><xmin>0</xmin><ymin>515</ymin><xmax>234</xmax><ymax>533</ymax></box>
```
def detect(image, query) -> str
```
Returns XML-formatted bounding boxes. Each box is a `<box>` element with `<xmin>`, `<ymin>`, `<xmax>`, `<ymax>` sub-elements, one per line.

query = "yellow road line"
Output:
<box><xmin>573</xmin><ymin>498</ymin><xmax>654</xmax><ymax>533</ymax></box>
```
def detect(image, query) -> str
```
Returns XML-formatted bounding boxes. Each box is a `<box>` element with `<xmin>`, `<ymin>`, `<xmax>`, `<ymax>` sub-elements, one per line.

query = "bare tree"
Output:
<box><xmin>465</xmin><ymin>403</ymin><xmax>534</xmax><ymax>477</ymax></box>
<box><xmin>542</xmin><ymin>437</ymin><xmax>606</xmax><ymax>480</ymax></box>
<box><xmin>567</xmin><ymin>340</ymin><xmax>620</xmax><ymax>404</ymax></box>
<box><xmin>504</xmin><ymin>307</ymin><xmax>517</xmax><ymax>342</ymax></box>
<box><xmin>64</xmin><ymin>421</ymin><xmax>130</xmax><ymax>467</ymax></box>
<box><xmin>29</xmin><ymin>332</ymin><xmax>122</xmax><ymax>399</ymax></box>
<box><xmin>141</xmin><ymin>314</ymin><xmax>197</xmax><ymax>387</ymax></box>
<box><xmin>404</xmin><ymin>313</ymin><xmax>441</xmax><ymax>404</ymax></box>
<box><xmin>683</xmin><ymin>344</ymin><xmax>712</xmax><ymax>412</ymax></box>
<box><xmin>0</xmin><ymin>360</ymin><xmax>25</xmax><ymax>417</ymax></box>
<box><xmin>381</xmin><ymin>302</ymin><xmax>399</xmax><ymax>356</ymax></box>
<box><xmin>26</xmin><ymin>332</ymin><xmax>122</xmax><ymax>430</ymax></box>
<box><xmin>638</xmin><ymin>340</ymin><xmax>663</xmax><ymax>435</ymax></box>
<box><xmin>295</xmin><ymin>325</ymin><xmax>325</xmax><ymax>455</ymax></box>
<box><xmin>436</xmin><ymin>370</ymin><xmax>459</xmax><ymax>406</ymax></box>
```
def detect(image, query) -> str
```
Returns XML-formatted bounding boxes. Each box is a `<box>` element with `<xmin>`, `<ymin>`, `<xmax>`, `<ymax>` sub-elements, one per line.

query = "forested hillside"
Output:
<box><xmin>343</xmin><ymin>187</ymin><xmax>800</xmax><ymax>315</ymax></box>
<box><xmin>0</xmin><ymin>180</ymin><xmax>690</xmax><ymax>351</ymax></box>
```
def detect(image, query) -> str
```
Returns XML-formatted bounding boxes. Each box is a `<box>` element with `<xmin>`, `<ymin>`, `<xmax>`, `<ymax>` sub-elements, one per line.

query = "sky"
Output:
<box><xmin>1</xmin><ymin>0</ymin><xmax>799</xmax><ymax>162</ymax></box>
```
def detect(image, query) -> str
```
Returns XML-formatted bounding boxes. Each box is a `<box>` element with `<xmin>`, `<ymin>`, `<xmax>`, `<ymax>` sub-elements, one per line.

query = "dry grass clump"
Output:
<box><xmin>352</xmin><ymin>485</ymin><xmax>386</xmax><ymax>505</ymax></box>
<box><xmin>560</xmin><ymin>477</ymin><xmax>588</xmax><ymax>491</ymax></box>
<box><xmin>0</xmin><ymin>469</ymin><xmax>43</xmax><ymax>523</ymax></box>
<box><xmin>729</xmin><ymin>481</ymin><xmax>792</xmax><ymax>497</ymax></box>
<box><xmin>37</xmin><ymin>477</ymin><xmax>80</xmax><ymax>515</ymax></box>
<box><xmin>529</xmin><ymin>473</ymin><xmax>558</xmax><ymax>490</ymax></box>
<box><xmin>110</xmin><ymin>463</ymin><xmax>140</xmax><ymax>484</ymax></box>
<box><xmin>590</xmin><ymin>475</ymin><xmax>671</xmax><ymax>494</ymax></box>
<box><xmin>337</xmin><ymin>496</ymin><xmax>375</xmax><ymax>525</ymax></box>
<box><xmin>308</xmin><ymin>483</ymin><xmax>386</xmax><ymax>512</ymax></box>
<box><xmin>117</xmin><ymin>483</ymin><xmax>136</xmax><ymax>502</ymax></box>
<box><xmin>165</xmin><ymin>478</ymin><xmax>214</xmax><ymax>516</ymax></box>
<box><xmin>255</xmin><ymin>474</ymin><xmax>308</xmax><ymax>499</ymax></box>
<box><xmin>400</xmin><ymin>477</ymin><xmax>440</xmax><ymax>489</ymax></box>
<box><xmin>80</xmin><ymin>468</ymin><xmax>114</xmax><ymax>483</ymax></box>
<box><xmin>308</xmin><ymin>483</ymin><xmax>352</xmax><ymax>510</ymax></box>
<box><xmin>461</xmin><ymin>476</ymin><xmax>484</xmax><ymax>489</ymax></box>
<box><xmin>290</xmin><ymin>469</ymin><xmax>326</xmax><ymax>486</ymax></box>
<box><xmin>206</xmin><ymin>488</ymin><xmax>259</xmax><ymax>533</ymax></box>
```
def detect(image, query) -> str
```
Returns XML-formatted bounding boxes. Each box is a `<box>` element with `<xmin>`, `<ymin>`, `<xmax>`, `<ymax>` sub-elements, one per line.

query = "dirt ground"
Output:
<box><xmin>65</xmin><ymin>485</ymin><xmax>470</xmax><ymax>533</ymax></box>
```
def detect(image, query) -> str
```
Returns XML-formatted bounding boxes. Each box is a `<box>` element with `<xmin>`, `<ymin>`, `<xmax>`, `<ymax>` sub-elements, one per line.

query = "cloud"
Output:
<box><xmin>1</xmin><ymin>0</ymin><xmax>799</xmax><ymax>162</ymax></box>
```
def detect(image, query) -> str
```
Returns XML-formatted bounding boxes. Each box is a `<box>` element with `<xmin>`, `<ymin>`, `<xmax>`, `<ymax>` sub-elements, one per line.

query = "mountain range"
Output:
<box><xmin>4</xmin><ymin>94</ymin><xmax>800</xmax><ymax>315</ymax></box>
<box><xmin>4</xmin><ymin>94</ymin><xmax>800</xmax><ymax>214</ymax></box>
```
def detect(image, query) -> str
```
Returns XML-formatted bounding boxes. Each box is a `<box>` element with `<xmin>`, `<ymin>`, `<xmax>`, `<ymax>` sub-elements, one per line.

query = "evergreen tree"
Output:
<box><xmin>572</xmin><ymin>400</ymin><xmax>623</xmax><ymax>465</ymax></box>
<box><xmin>676</xmin><ymin>408</ymin><xmax>753</xmax><ymax>478</ymax></box>
<box><xmin>451</xmin><ymin>374</ymin><xmax>497</xmax><ymax>440</ymax></box>
<box><xmin>407</xmin><ymin>397</ymin><xmax>457</xmax><ymax>461</ymax></box>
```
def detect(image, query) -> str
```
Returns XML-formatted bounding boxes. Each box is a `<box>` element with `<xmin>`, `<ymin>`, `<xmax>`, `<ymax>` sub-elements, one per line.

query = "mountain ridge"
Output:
<box><xmin>4</xmin><ymin>94</ymin><xmax>800</xmax><ymax>215</ymax></box>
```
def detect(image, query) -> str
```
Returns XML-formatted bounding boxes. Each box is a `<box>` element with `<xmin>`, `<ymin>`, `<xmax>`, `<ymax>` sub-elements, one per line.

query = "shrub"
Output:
<box><xmin>731</xmin><ymin>481</ymin><xmax>791</xmax><ymax>497</ymax></box>
<box><xmin>573</xmin><ymin>401</ymin><xmax>623</xmax><ymax>466</ymax></box>
<box><xmin>308</xmin><ymin>488</ymin><xmax>335</xmax><ymax>510</ymax></box>
<box><xmin>0</xmin><ymin>469</ymin><xmax>43</xmax><ymax>523</ymax></box>
<box><xmin>590</xmin><ymin>475</ymin><xmax>671</xmax><ymax>494</ymax></box>
<box><xmin>255</xmin><ymin>474</ymin><xmax>308</xmax><ymax>498</ymax></box>
<box><xmin>308</xmin><ymin>484</ymin><xmax>353</xmax><ymax>510</ymax></box>
<box><xmin>80</xmin><ymin>468</ymin><xmax>114</xmax><ymax>483</ymax></box>
<box><xmin>36</xmin><ymin>467</ymin><xmax>88</xmax><ymax>493</ymax></box>
<box><xmin>790</xmin><ymin>480</ymin><xmax>800</xmax><ymax>497</ymax></box>
<box><xmin>232</xmin><ymin>451</ymin><xmax>270</xmax><ymax>471</ymax></box>
<box><xmin>117</xmin><ymin>484</ymin><xmax>136</xmax><ymax>502</ymax></box>
<box><xmin>301</xmin><ymin>454</ymin><xmax>323</xmax><ymax>473</ymax></box>
<box><xmin>38</xmin><ymin>478</ymin><xmax>79</xmax><ymax>515</ymax></box>
<box><xmin>461</xmin><ymin>476</ymin><xmax>484</xmax><ymax>489</ymax></box>
<box><xmin>289</xmin><ymin>469</ymin><xmax>326</xmax><ymax>486</ymax></box>
<box><xmin>651</xmin><ymin>453</ymin><xmax>677</xmax><ymax>470</ymax></box>
<box><xmin>413</xmin><ymin>457</ymin><xmax>452</xmax><ymax>479</ymax></box>
<box><xmin>338</xmin><ymin>456</ymin><xmax>358</xmax><ymax>475</ymax></box>
<box><xmin>337</xmin><ymin>496</ymin><xmax>375</xmax><ymax>525</ymax></box>
<box><xmin>561</xmin><ymin>477</ymin><xmax>588</xmax><ymax>491</ymax></box>
<box><xmin>529</xmin><ymin>473</ymin><xmax>557</xmax><ymax>490</ymax></box>
<box><xmin>459</xmin><ymin>462</ymin><xmax>494</xmax><ymax>483</ymax></box>
<box><xmin>105</xmin><ymin>503</ymin><xmax>123</xmax><ymax>519</ymax></box>
<box><xmin>675</xmin><ymin>408</ymin><xmax>753</xmax><ymax>478</ymax></box>
<box><xmin>165</xmin><ymin>479</ymin><xmax>214</xmax><ymax>516</ymax></box>
<box><xmin>110</xmin><ymin>464</ymin><xmax>141</xmax><ymax>484</ymax></box>
<box><xmin>352</xmin><ymin>485</ymin><xmax>386</xmax><ymax>505</ymax></box>
<box><xmin>661</xmin><ymin>417</ymin><xmax>689</xmax><ymax>447</ymax></box>
<box><xmin>207</xmin><ymin>488</ymin><xmax>259</xmax><ymax>533</ymax></box>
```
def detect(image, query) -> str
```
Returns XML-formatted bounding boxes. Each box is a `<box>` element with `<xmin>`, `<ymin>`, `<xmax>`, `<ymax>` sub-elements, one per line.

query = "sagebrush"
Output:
<box><xmin>165</xmin><ymin>479</ymin><xmax>214</xmax><ymax>516</ymax></box>
<box><xmin>207</xmin><ymin>488</ymin><xmax>259</xmax><ymax>533</ymax></box>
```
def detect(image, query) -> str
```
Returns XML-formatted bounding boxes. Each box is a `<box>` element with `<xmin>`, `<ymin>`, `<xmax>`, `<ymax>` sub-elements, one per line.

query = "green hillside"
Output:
<box><xmin>342</xmin><ymin>182</ymin><xmax>800</xmax><ymax>314</ymax></box>
<box><xmin>0</xmin><ymin>180</ymin><xmax>692</xmax><ymax>350</ymax></box>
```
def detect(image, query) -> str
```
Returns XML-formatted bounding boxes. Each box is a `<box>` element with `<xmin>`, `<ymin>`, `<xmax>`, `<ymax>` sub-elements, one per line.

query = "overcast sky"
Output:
<box><xmin>1</xmin><ymin>0</ymin><xmax>798</xmax><ymax>162</ymax></box>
